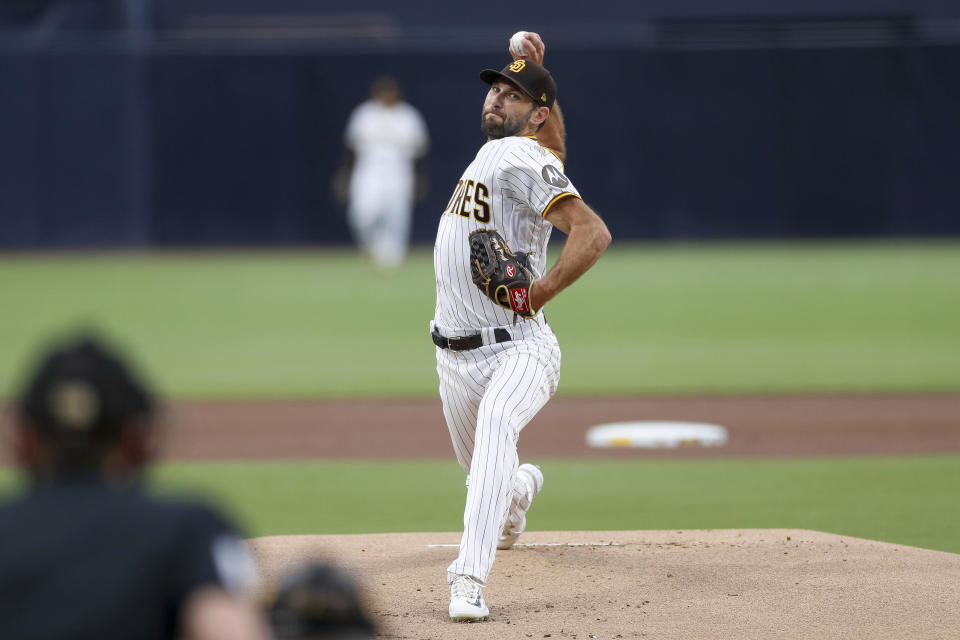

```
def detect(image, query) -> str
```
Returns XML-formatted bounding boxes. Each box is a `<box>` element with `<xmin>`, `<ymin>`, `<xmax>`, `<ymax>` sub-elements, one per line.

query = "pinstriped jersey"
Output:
<box><xmin>434</xmin><ymin>135</ymin><xmax>581</xmax><ymax>332</ymax></box>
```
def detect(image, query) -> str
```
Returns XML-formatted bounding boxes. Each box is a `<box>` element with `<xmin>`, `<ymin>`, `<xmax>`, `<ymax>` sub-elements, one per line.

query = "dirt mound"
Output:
<box><xmin>249</xmin><ymin>529</ymin><xmax>960</xmax><ymax>639</ymax></box>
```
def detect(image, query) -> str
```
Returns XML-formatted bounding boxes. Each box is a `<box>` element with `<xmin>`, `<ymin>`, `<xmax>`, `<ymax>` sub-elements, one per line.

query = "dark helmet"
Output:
<box><xmin>17</xmin><ymin>334</ymin><xmax>154</xmax><ymax>447</ymax></box>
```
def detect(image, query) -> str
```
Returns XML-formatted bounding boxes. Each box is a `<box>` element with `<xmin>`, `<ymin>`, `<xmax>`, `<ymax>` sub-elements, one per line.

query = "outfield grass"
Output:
<box><xmin>0</xmin><ymin>241</ymin><xmax>958</xmax><ymax>398</ymax></box>
<box><xmin>1</xmin><ymin>243</ymin><xmax>957</xmax><ymax>555</ymax></box>
<box><xmin>7</xmin><ymin>456</ymin><xmax>954</xmax><ymax>552</ymax></box>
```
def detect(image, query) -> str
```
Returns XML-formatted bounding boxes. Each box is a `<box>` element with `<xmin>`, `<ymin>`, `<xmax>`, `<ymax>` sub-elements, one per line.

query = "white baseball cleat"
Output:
<box><xmin>449</xmin><ymin>574</ymin><xmax>489</xmax><ymax>622</ymax></box>
<box><xmin>498</xmin><ymin>463</ymin><xmax>544</xmax><ymax>550</ymax></box>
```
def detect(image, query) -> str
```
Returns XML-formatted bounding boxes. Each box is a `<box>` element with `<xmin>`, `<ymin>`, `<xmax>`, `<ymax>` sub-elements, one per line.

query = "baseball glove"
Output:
<box><xmin>468</xmin><ymin>228</ymin><xmax>537</xmax><ymax>318</ymax></box>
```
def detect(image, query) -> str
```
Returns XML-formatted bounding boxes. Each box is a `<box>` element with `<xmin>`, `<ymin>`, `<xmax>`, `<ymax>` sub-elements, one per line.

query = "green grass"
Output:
<box><xmin>5</xmin><ymin>455</ymin><xmax>953</xmax><ymax>553</ymax></box>
<box><xmin>2</xmin><ymin>244</ymin><xmax>957</xmax><ymax>555</ymax></box>
<box><xmin>0</xmin><ymin>241</ymin><xmax>958</xmax><ymax>398</ymax></box>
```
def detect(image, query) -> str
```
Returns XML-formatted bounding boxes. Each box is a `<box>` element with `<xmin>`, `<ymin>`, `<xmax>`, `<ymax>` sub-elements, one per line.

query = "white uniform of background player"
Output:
<box><xmin>342</xmin><ymin>76</ymin><xmax>429</xmax><ymax>268</ymax></box>
<box><xmin>431</xmin><ymin>33</ymin><xmax>612</xmax><ymax>622</ymax></box>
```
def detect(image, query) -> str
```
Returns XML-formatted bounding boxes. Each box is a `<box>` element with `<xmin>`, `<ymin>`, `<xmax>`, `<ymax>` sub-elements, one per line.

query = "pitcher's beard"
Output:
<box><xmin>481</xmin><ymin>107</ymin><xmax>533</xmax><ymax>139</ymax></box>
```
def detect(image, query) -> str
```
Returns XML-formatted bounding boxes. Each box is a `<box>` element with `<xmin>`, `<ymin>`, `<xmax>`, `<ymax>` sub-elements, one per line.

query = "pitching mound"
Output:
<box><xmin>249</xmin><ymin>529</ymin><xmax>960</xmax><ymax>639</ymax></box>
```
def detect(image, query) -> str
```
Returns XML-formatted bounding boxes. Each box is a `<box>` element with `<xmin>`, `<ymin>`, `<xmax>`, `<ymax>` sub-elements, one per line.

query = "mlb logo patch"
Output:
<box><xmin>509</xmin><ymin>287</ymin><xmax>530</xmax><ymax>314</ymax></box>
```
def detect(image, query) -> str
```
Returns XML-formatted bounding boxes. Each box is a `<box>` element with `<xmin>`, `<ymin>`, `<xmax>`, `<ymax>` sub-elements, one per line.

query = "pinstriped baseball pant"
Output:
<box><xmin>435</xmin><ymin>324</ymin><xmax>561</xmax><ymax>585</ymax></box>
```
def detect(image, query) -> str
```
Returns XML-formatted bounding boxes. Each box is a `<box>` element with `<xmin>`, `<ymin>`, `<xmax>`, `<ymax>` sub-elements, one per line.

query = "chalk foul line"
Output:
<box><xmin>427</xmin><ymin>542</ymin><xmax>623</xmax><ymax>548</ymax></box>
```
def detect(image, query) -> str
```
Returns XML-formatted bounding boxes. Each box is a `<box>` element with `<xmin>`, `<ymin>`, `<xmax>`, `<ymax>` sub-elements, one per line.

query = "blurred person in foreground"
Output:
<box><xmin>0</xmin><ymin>334</ymin><xmax>273</xmax><ymax>640</ymax></box>
<box><xmin>267</xmin><ymin>562</ymin><xmax>376</xmax><ymax>640</ymax></box>
<box><xmin>333</xmin><ymin>75</ymin><xmax>430</xmax><ymax>268</ymax></box>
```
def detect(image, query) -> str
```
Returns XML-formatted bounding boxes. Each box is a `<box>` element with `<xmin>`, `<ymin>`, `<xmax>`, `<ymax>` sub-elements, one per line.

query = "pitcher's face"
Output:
<box><xmin>481</xmin><ymin>81</ymin><xmax>538</xmax><ymax>139</ymax></box>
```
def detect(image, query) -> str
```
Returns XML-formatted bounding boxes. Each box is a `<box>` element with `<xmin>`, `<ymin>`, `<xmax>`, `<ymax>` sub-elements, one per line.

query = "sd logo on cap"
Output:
<box><xmin>479</xmin><ymin>59</ymin><xmax>558</xmax><ymax>108</ymax></box>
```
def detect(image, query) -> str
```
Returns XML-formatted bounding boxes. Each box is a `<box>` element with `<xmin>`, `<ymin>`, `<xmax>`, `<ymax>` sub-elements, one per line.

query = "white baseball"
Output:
<box><xmin>509</xmin><ymin>31</ymin><xmax>529</xmax><ymax>56</ymax></box>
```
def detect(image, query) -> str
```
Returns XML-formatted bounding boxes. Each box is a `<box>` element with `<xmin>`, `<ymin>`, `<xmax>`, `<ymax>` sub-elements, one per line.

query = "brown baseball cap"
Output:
<box><xmin>480</xmin><ymin>59</ymin><xmax>557</xmax><ymax>109</ymax></box>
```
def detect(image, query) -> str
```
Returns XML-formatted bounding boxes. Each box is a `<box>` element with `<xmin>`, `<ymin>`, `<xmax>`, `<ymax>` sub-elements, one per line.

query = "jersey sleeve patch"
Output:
<box><xmin>498</xmin><ymin>141</ymin><xmax>580</xmax><ymax>216</ymax></box>
<box><xmin>541</xmin><ymin>165</ymin><xmax>569</xmax><ymax>188</ymax></box>
<box><xmin>211</xmin><ymin>534</ymin><xmax>261</xmax><ymax>596</ymax></box>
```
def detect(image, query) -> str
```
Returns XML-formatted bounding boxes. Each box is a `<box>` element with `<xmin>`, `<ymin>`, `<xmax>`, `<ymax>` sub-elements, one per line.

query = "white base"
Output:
<box><xmin>586</xmin><ymin>421</ymin><xmax>728</xmax><ymax>449</ymax></box>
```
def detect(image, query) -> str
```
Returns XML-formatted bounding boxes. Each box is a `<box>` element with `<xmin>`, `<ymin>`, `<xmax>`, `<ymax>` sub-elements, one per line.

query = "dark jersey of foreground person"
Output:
<box><xmin>0</xmin><ymin>482</ymin><xmax>248</xmax><ymax>640</ymax></box>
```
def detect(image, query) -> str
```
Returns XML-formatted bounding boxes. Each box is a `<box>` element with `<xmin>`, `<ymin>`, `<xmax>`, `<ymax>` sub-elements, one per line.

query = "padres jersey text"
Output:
<box><xmin>433</xmin><ymin>136</ymin><xmax>580</xmax><ymax>332</ymax></box>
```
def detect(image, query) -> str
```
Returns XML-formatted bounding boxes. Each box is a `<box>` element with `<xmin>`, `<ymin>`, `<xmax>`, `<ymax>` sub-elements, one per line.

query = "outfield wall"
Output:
<box><xmin>2</xmin><ymin>8</ymin><xmax>959</xmax><ymax>247</ymax></box>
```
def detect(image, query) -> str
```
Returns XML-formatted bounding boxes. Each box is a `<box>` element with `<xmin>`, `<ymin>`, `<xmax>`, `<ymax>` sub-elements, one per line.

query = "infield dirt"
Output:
<box><xmin>158</xmin><ymin>393</ymin><xmax>960</xmax><ymax>460</ymax></box>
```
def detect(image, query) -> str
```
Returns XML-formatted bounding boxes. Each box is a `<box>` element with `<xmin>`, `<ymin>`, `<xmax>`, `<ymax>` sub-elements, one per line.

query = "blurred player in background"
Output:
<box><xmin>334</xmin><ymin>76</ymin><xmax>430</xmax><ymax>268</ymax></box>
<box><xmin>267</xmin><ymin>562</ymin><xmax>376</xmax><ymax>639</ymax></box>
<box><xmin>0</xmin><ymin>334</ymin><xmax>272</xmax><ymax>640</ymax></box>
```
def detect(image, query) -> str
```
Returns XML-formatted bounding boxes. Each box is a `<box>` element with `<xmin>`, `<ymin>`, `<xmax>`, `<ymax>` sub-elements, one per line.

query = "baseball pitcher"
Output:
<box><xmin>431</xmin><ymin>32</ymin><xmax>612</xmax><ymax>622</ymax></box>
